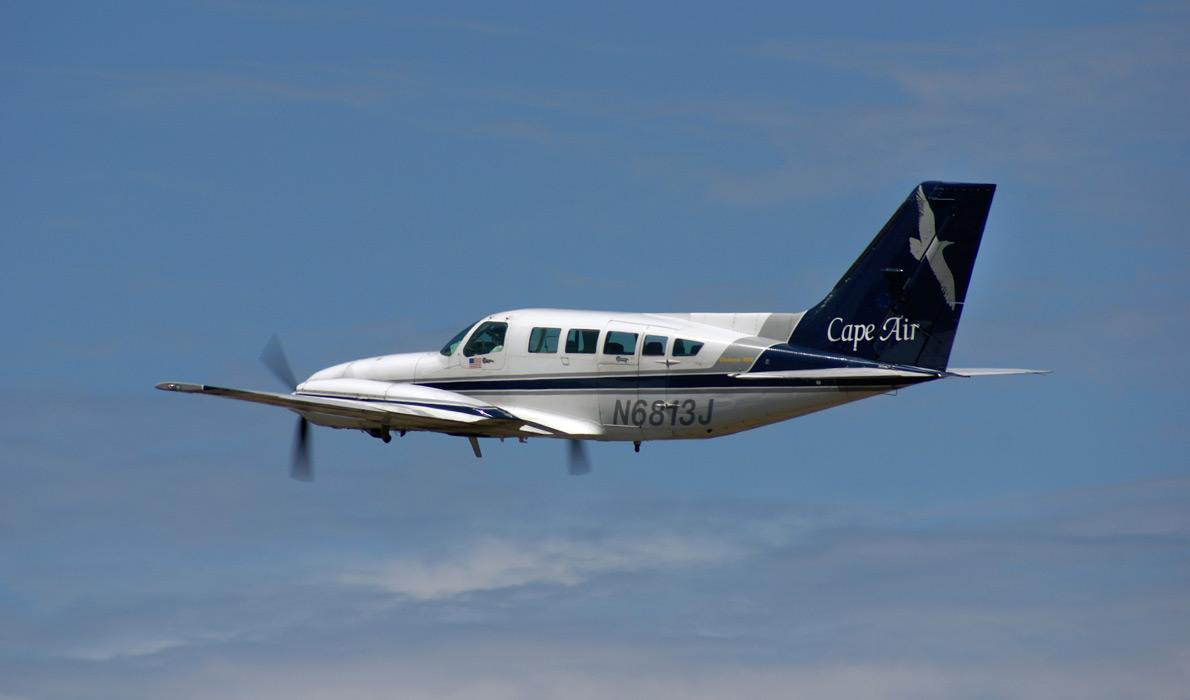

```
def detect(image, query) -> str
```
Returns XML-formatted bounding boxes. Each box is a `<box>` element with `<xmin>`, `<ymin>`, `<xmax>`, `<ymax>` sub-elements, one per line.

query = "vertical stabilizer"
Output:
<box><xmin>788</xmin><ymin>181</ymin><xmax>996</xmax><ymax>370</ymax></box>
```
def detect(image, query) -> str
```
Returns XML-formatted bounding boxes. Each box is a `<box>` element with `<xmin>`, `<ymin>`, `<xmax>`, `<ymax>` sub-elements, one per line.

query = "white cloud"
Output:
<box><xmin>62</xmin><ymin>628</ymin><xmax>247</xmax><ymax>662</ymax></box>
<box><xmin>64</xmin><ymin>635</ymin><xmax>190</xmax><ymax>662</ymax></box>
<box><xmin>337</xmin><ymin>533</ymin><xmax>740</xmax><ymax>601</ymax></box>
<box><xmin>11</xmin><ymin>480</ymin><xmax>1189</xmax><ymax>699</ymax></box>
<box><xmin>80</xmin><ymin>654</ymin><xmax>1190</xmax><ymax>700</ymax></box>
<box><xmin>679</xmin><ymin>13</ymin><xmax>1190</xmax><ymax>205</ymax></box>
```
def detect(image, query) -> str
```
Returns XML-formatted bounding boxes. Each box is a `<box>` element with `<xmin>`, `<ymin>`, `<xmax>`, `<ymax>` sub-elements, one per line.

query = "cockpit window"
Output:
<box><xmin>440</xmin><ymin>322</ymin><xmax>476</xmax><ymax>356</ymax></box>
<box><xmin>463</xmin><ymin>321</ymin><xmax>508</xmax><ymax>357</ymax></box>
<box><xmin>672</xmin><ymin>338</ymin><xmax>704</xmax><ymax>357</ymax></box>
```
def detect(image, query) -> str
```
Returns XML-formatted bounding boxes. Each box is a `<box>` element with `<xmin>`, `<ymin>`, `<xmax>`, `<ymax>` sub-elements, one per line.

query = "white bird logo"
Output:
<box><xmin>909</xmin><ymin>185</ymin><xmax>957</xmax><ymax>310</ymax></box>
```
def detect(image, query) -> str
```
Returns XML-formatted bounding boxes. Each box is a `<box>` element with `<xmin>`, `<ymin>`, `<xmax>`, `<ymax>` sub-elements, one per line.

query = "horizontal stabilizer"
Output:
<box><xmin>946</xmin><ymin>368</ymin><xmax>1051</xmax><ymax>377</ymax></box>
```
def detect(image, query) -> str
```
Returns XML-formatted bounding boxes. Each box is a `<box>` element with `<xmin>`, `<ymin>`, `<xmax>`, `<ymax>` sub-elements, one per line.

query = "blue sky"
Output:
<box><xmin>2</xmin><ymin>2</ymin><xmax>1188</xmax><ymax>698</ymax></box>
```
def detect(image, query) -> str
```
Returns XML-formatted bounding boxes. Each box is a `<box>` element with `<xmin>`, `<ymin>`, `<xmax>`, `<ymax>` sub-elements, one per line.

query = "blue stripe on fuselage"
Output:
<box><xmin>416</xmin><ymin>372</ymin><xmax>932</xmax><ymax>392</ymax></box>
<box><xmin>409</xmin><ymin>344</ymin><xmax>939</xmax><ymax>393</ymax></box>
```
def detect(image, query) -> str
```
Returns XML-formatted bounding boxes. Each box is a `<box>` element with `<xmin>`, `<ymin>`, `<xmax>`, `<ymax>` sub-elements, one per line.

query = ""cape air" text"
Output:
<box><xmin>827</xmin><ymin>316</ymin><xmax>920</xmax><ymax>352</ymax></box>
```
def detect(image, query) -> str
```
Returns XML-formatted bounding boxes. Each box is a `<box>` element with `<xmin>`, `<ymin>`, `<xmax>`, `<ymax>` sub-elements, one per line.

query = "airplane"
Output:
<box><xmin>157</xmin><ymin>181</ymin><xmax>1045</xmax><ymax>480</ymax></box>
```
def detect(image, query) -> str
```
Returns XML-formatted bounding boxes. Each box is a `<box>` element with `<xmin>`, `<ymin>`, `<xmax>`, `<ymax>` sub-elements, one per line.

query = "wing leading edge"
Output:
<box><xmin>154</xmin><ymin>380</ymin><xmax>597</xmax><ymax>438</ymax></box>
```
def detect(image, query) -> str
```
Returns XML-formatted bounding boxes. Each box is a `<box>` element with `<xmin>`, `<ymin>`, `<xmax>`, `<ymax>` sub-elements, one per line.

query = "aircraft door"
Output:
<box><xmin>596</xmin><ymin>323</ymin><xmax>680</xmax><ymax>439</ymax></box>
<box><xmin>596</xmin><ymin>322</ymin><xmax>642</xmax><ymax>437</ymax></box>
<box><xmin>637</xmin><ymin>327</ymin><xmax>676</xmax><ymax>438</ymax></box>
<box><xmin>596</xmin><ymin>324</ymin><xmax>640</xmax><ymax>371</ymax></box>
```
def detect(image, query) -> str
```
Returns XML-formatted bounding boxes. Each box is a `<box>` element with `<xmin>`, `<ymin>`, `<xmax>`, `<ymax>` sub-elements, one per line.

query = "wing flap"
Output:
<box><xmin>500</xmin><ymin>405</ymin><xmax>604</xmax><ymax>437</ymax></box>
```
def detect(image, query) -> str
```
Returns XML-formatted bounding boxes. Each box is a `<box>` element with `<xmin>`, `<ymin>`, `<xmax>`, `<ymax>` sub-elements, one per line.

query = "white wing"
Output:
<box><xmin>156</xmin><ymin>380</ymin><xmax>601</xmax><ymax>438</ymax></box>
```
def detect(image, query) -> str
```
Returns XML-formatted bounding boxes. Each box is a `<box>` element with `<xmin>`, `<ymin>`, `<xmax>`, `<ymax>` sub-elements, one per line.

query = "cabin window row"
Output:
<box><xmin>529</xmin><ymin>326</ymin><xmax>703</xmax><ymax>357</ymax></box>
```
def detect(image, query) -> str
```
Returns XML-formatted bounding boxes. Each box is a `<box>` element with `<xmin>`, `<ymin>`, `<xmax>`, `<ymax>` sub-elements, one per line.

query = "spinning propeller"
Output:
<box><xmin>568</xmin><ymin>439</ymin><xmax>591</xmax><ymax>476</ymax></box>
<box><xmin>259</xmin><ymin>335</ymin><xmax>590</xmax><ymax>479</ymax></box>
<box><xmin>260</xmin><ymin>335</ymin><xmax>312</xmax><ymax>482</ymax></box>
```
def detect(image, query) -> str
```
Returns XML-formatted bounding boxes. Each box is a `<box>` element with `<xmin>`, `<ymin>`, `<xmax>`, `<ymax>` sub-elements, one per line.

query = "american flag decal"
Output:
<box><xmin>467</xmin><ymin>357</ymin><xmax>484</xmax><ymax>369</ymax></box>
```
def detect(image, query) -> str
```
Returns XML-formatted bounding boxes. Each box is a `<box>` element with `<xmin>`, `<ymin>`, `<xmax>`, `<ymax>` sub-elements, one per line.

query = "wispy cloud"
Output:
<box><xmin>30</xmin><ymin>644</ymin><xmax>1190</xmax><ymax>700</ymax></box>
<box><xmin>337</xmin><ymin>533</ymin><xmax>740</xmax><ymax>601</ymax></box>
<box><xmin>3</xmin><ymin>475</ymin><xmax>1188</xmax><ymax>698</ymax></box>
<box><xmin>65</xmin><ymin>635</ymin><xmax>192</xmax><ymax>662</ymax></box>
<box><xmin>678</xmin><ymin>13</ymin><xmax>1190</xmax><ymax>204</ymax></box>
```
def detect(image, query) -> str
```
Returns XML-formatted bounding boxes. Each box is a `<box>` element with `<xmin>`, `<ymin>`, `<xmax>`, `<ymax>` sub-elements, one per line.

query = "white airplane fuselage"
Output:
<box><xmin>296</xmin><ymin>308</ymin><xmax>919</xmax><ymax>442</ymax></box>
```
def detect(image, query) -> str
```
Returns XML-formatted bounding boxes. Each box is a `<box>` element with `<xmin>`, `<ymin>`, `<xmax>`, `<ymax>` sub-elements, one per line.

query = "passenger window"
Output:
<box><xmin>462</xmin><ymin>322</ymin><xmax>508</xmax><ymax>357</ymax></box>
<box><xmin>603</xmin><ymin>331</ymin><xmax>638</xmax><ymax>356</ymax></box>
<box><xmin>528</xmin><ymin>327</ymin><xmax>560</xmax><ymax>353</ymax></box>
<box><xmin>672</xmin><ymin>338</ymin><xmax>704</xmax><ymax>357</ymax></box>
<box><xmin>642</xmin><ymin>335</ymin><xmax>667</xmax><ymax>356</ymax></box>
<box><xmin>565</xmin><ymin>329</ymin><xmax>599</xmax><ymax>354</ymax></box>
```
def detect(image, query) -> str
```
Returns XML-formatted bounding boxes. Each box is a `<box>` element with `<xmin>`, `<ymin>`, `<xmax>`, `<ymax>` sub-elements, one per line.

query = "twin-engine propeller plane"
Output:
<box><xmin>158</xmin><ymin>181</ymin><xmax>1044</xmax><ymax>480</ymax></box>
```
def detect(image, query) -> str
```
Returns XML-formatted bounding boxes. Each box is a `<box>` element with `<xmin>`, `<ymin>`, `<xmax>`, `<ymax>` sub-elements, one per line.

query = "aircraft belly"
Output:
<box><xmin>600</xmin><ymin>388</ymin><xmax>670</xmax><ymax>441</ymax></box>
<box><xmin>444</xmin><ymin>380</ymin><xmax>900</xmax><ymax>442</ymax></box>
<box><xmin>667</xmin><ymin>386</ymin><xmax>889</xmax><ymax>439</ymax></box>
<box><xmin>600</xmin><ymin>386</ymin><xmax>878</xmax><ymax>441</ymax></box>
<box><xmin>468</xmin><ymin>390</ymin><xmax>603</xmax><ymax>437</ymax></box>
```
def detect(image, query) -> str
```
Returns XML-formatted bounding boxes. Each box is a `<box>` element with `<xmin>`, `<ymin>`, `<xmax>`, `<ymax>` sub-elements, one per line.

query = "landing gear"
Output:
<box><xmin>366</xmin><ymin>428</ymin><xmax>392</xmax><ymax>443</ymax></box>
<box><xmin>633</xmin><ymin>440</ymin><xmax>641</xmax><ymax>453</ymax></box>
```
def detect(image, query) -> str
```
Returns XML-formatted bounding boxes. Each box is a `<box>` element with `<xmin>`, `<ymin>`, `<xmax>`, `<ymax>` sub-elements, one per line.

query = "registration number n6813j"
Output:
<box><xmin>611</xmin><ymin>399</ymin><xmax>714</xmax><ymax>427</ymax></box>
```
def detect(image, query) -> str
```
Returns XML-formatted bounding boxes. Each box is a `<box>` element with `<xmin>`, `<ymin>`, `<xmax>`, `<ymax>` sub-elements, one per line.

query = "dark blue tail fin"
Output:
<box><xmin>788</xmin><ymin>181</ymin><xmax>996</xmax><ymax>371</ymax></box>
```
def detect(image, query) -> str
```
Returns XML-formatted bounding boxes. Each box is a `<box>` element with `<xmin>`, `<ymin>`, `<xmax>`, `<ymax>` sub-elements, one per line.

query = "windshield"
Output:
<box><xmin>463</xmin><ymin>322</ymin><xmax>508</xmax><ymax>357</ymax></box>
<box><xmin>439</xmin><ymin>322</ymin><xmax>477</xmax><ymax>356</ymax></box>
